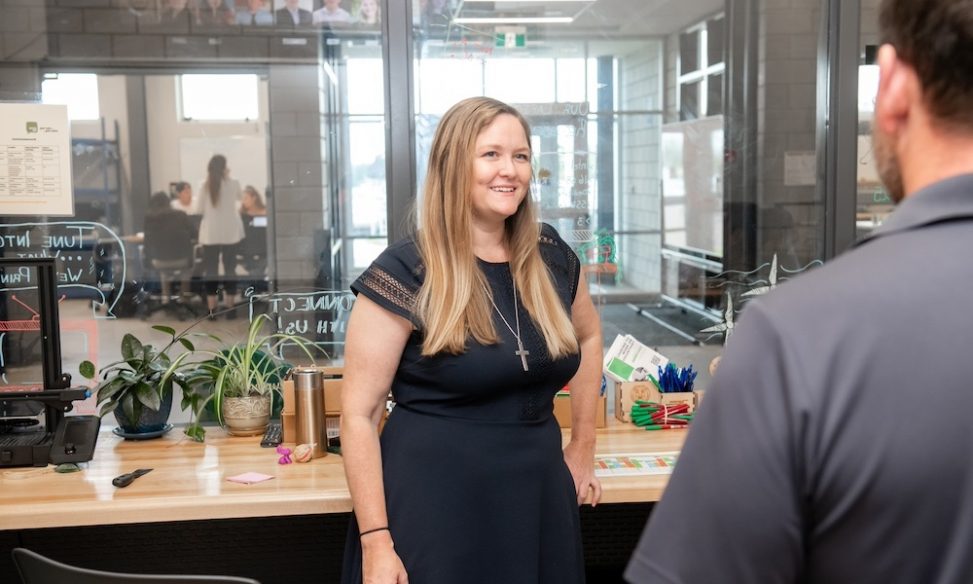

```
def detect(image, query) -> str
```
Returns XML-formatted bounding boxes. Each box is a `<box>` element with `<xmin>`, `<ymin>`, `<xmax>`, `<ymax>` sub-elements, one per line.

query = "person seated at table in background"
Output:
<box><xmin>240</xmin><ymin>185</ymin><xmax>266</xmax><ymax>218</ymax></box>
<box><xmin>238</xmin><ymin>185</ymin><xmax>268</xmax><ymax>281</ymax></box>
<box><xmin>144</xmin><ymin>191</ymin><xmax>196</xmax><ymax>302</ymax></box>
<box><xmin>171</xmin><ymin>181</ymin><xmax>202</xmax><ymax>241</ymax></box>
<box><xmin>197</xmin><ymin>0</ymin><xmax>235</xmax><ymax>26</ymax></box>
<box><xmin>235</xmin><ymin>0</ymin><xmax>273</xmax><ymax>26</ymax></box>
<box><xmin>312</xmin><ymin>0</ymin><xmax>352</xmax><ymax>27</ymax></box>
<box><xmin>275</xmin><ymin>0</ymin><xmax>312</xmax><ymax>27</ymax></box>
<box><xmin>355</xmin><ymin>0</ymin><xmax>380</xmax><ymax>27</ymax></box>
<box><xmin>170</xmin><ymin>181</ymin><xmax>196</xmax><ymax>214</ymax></box>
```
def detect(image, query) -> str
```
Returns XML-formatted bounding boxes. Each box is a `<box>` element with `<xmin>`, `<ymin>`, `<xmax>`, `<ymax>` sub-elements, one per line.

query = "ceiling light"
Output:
<box><xmin>453</xmin><ymin>16</ymin><xmax>575</xmax><ymax>24</ymax></box>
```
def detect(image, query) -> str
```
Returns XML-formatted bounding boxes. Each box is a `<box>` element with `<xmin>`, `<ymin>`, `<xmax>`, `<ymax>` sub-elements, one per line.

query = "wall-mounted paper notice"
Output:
<box><xmin>784</xmin><ymin>151</ymin><xmax>817</xmax><ymax>186</ymax></box>
<box><xmin>0</xmin><ymin>103</ymin><xmax>74</xmax><ymax>216</ymax></box>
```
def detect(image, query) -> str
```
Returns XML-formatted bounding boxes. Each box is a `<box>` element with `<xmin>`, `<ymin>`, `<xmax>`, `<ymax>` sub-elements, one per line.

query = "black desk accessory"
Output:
<box><xmin>260</xmin><ymin>422</ymin><xmax>282</xmax><ymax>447</ymax></box>
<box><xmin>0</xmin><ymin>258</ymin><xmax>99</xmax><ymax>467</ymax></box>
<box><xmin>112</xmin><ymin>468</ymin><xmax>153</xmax><ymax>488</ymax></box>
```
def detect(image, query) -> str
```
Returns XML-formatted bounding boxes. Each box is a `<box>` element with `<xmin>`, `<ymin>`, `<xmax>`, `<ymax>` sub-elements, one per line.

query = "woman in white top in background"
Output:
<box><xmin>170</xmin><ymin>181</ymin><xmax>196</xmax><ymax>214</ymax></box>
<box><xmin>195</xmin><ymin>154</ymin><xmax>244</xmax><ymax>319</ymax></box>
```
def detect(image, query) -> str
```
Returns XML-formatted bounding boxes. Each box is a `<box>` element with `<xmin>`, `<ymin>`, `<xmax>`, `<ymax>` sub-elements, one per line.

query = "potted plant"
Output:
<box><xmin>184</xmin><ymin>313</ymin><xmax>322</xmax><ymax>440</ymax></box>
<box><xmin>79</xmin><ymin>324</ymin><xmax>201</xmax><ymax>439</ymax></box>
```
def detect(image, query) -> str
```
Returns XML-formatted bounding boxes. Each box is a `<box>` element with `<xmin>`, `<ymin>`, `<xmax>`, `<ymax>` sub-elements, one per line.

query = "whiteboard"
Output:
<box><xmin>178</xmin><ymin>136</ymin><xmax>269</xmax><ymax>197</ymax></box>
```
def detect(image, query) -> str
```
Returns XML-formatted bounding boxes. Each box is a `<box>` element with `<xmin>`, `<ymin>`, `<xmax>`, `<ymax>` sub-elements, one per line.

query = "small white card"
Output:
<box><xmin>226</xmin><ymin>472</ymin><xmax>274</xmax><ymax>484</ymax></box>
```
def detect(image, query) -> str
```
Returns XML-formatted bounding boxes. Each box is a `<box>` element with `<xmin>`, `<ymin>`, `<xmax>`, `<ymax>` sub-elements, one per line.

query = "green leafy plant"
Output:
<box><xmin>183</xmin><ymin>313</ymin><xmax>323</xmax><ymax>441</ymax></box>
<box><xmin>79</xmin><ymin>325</ymin><xmax>201</xmax><ymax>430</ymax></box>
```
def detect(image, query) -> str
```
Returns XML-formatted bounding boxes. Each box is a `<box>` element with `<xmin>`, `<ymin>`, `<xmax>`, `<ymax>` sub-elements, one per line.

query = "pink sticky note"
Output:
<box><xmin>226</xmin><ymin>472</ymin><xmax>274</xmax><ymax>484</ymax></box>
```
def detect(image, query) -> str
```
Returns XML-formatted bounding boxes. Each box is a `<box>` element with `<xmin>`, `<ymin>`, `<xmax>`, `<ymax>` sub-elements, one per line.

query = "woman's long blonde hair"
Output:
<box><xmin>416</xmin><ymin>97</ymin><xmax>578</xmax><ymax>359</ymax></box>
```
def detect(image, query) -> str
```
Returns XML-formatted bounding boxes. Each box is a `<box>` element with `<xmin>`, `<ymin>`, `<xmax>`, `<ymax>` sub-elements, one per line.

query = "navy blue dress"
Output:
<box><xmin>341</xmin><ymin>224</ymin><xmax>585</xmax><ymax>584</ymax></box>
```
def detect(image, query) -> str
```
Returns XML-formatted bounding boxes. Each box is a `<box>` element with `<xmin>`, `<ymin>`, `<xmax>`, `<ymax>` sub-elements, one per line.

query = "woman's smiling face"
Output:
<box><xmin>469</xmin><ymin>113</ymin><xmax>532</xmax><ymax>226</ymax></box>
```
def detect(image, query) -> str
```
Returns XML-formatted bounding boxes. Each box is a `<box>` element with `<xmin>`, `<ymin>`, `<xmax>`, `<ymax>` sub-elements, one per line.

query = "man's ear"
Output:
<box><xmin>874</xmin><ymin>44</ymin><xmax>918</xmax><ymax>137</ymax></box>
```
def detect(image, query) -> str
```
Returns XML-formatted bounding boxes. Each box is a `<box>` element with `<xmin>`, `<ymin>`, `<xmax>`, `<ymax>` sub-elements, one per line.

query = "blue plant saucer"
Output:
<box><xmin>112</xmin><ymin>423</ymin><xmax>174</xmax><ymax>440</ymax></box>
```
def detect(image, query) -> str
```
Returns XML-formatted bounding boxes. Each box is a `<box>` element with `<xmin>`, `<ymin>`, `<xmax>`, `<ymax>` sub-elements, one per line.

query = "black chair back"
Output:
<box><xmin>12</xmin><ymin>548</ymin><xmax>261</xmax><ymax>584</ymax></box>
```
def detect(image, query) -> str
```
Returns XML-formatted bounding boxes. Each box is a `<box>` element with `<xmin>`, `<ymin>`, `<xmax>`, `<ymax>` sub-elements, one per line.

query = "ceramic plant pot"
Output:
<box><xmin>221</xmin><ymin>395</ymin><xmax>272</xmax><ymax>436</ymax></box>
<box><xmin>113</xmin><ymin>388</ymin><xmax>173</xmax><ymax>434</ymax></box>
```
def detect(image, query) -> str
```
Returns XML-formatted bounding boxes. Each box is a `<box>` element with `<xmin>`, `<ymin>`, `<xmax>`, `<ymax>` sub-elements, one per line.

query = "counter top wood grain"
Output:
<box><xmin>0</xmin><ymin>419</ymin><xmax>686</xmax><ymax>531</ymax></box>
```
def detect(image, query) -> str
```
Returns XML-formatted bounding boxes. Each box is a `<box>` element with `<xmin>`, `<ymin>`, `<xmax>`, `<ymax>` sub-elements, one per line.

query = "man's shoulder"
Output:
<box><xmin>744</xmin><ymin>246</ymin><xmax>886</xmax><ymax>334</ymax></box>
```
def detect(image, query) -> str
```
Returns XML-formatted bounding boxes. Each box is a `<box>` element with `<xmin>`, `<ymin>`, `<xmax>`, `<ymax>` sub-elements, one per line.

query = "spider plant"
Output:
<box><xmin>182</xmin><ymin>313</ymin><xmax>323</xmax><ymax>440</ymax></box>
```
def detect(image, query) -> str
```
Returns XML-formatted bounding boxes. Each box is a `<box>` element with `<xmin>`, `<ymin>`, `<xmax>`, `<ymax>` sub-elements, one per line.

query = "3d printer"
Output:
<box><xmin>0</xmin><ymin>258</ymin><xmax>99</xmax><ymax>467</ymax></box>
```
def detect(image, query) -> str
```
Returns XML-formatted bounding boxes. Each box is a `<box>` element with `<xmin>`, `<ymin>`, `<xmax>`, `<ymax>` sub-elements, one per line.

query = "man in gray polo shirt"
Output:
<box><xmin>626</xmin><ymin>0</ymin><xmax>973</xmax><ymax>582</ymax></box>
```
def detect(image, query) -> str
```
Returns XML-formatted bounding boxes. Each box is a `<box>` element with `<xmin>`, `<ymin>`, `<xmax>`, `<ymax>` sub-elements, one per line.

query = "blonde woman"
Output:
<box><xmin>341</xmin><ymin>97</ymin><xmax>603</xmax><ymax>584</ymax></box>
<box><xmin>355</xmin><ymin>0</ymin><xmax>379</xmax><ymax>26</ymax></box>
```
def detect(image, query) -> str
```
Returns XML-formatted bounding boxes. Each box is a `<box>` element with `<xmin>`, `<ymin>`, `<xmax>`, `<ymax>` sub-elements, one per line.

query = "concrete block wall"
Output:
<box><xmin>618</xmin><ymin>40</ymin><xmax>664</xmax><ymax>294</ymax></box>
<box><xmin>31</xmin><ymin>0</ymin><xmax>318</xmax><ymax>64</ymax></box>
<box><xmin>860</xmin><ymin>0</ymin><xmax>881</xmax><ymax>47</ymax></box>
<box><xmin>755</xmin><ymin>0</ymin><xmax>823</xmax><ymax>267</ymax></box>
<box><xmin>0</xmin><ymin>0</ymin><xmax>47</xmax><ymax>99</ymax></box>
<box><xmin>268</xmin><ymin>63</ymin><xmax>327</xmax><ymax>285</ymax></box>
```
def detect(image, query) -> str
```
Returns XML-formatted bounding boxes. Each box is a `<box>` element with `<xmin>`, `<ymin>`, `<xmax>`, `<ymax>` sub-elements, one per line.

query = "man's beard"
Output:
<box><xmin>872</xmin><ymin>126</ymin><xmax>905</xmax><ymax>203</ymax></box>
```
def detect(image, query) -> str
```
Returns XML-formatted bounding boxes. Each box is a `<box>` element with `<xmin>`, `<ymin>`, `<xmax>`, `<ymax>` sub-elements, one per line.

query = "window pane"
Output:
<box><xmin>410</xmin><ymin>0</ymin><xmax>829</xmax><ymax>379</ymax></box>
<box><xmin>347</xmin><ymin>59</ymin><xmax>385</xmax><ymax>115</ymax></box>
<box><xmin>348</xmin><ymin>119</ymin><xmax>387</xmax><ymax>236</ymax></box>
<box><xmin>417</xmin><ymin>59</ymin><xmax>484</xmax><ymax>115</ymax></box>
<box><xmin>707</xmin><ymin>73</ymin><xmax>724</xmax><ymax>117</ymax></box>
<box><xmin>680</xmin><ymin>29</ymin><xmax>700</xmax><ymax>73</ymax></box>
<box><xmin>707</xmin><ymin>18</ymin><xmax>725</xmax><ymax>66</ymax></box>
<box><xmin>557</xmin><ymin>59</ymin><xmax>586</xmax><ymax>103</ymax></box>
<box><xmin>484</xmin><ymin>59</ymin><xmax>555</xmax><ymax>104</ymax></box>
<box><xmin>181</xmin><ymin>74</ymin><xmax>259</xmax><ymax>121</ymax></box>
<box><xmin>0</xmin><ymin>17</ymin><xmax>390</xmax><ymax>419</ymax></box>
<box><xmin>680</xmin><ymin>80</ymin><xmax>701</xmax><ymax>121</ymax></box>
<box><xmin>41</xmin><ymin>74</ymin><xmax>100</xmax><ymax>121</ymax></box>
<box><xmin>0</xmin><ymin>0</ymin><xmax>835</xmax><ymax>424</ymax></box>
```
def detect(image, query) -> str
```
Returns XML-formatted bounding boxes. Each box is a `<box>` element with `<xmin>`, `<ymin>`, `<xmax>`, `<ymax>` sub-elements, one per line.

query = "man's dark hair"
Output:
<box><xmin>880</xmin><ymin>0</ymin><xmax>973</xmax><ymax>129</ymax></box>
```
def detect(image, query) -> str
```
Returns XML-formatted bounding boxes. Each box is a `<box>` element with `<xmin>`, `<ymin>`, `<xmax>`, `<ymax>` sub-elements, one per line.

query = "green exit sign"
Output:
<box><xmin>495</xmin><ymin>32</ymin><xmax>526</xmax><ymax>48</ymax></box>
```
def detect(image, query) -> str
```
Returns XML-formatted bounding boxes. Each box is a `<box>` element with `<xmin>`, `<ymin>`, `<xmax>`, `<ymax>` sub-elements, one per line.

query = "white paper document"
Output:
<box><xmin>0</xmin><ymin>103</ymin><xmax>73</xmax><ymax>216</ymax></box>
<box><xmin>603</xmin><ymin>334</ymin><xmax>669</xmax><ymax>382</ymax></box>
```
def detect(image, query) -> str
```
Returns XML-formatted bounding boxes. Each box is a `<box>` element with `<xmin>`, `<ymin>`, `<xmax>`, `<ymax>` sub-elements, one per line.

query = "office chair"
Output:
<box><xmin>12</xmin><ymin>548</ymin><xmax>261</xmax><ymax>584</ymax></box>
<box><xmin>139</xmin><ymin>205</ymin><xmax>201</xmax><ymax>321</ymax></box>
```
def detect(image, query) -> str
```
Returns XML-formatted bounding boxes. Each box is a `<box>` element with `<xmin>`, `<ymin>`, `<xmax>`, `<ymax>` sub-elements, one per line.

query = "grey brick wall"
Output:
<box><xmin>268</xmin><ymin>64</ymin><xmax>327</xmax><ymax>284</ymax></box>
<box><xmin>619</xmin><ymin>41</ymin><xmax>664</xmax><ymax>294</ymax></box>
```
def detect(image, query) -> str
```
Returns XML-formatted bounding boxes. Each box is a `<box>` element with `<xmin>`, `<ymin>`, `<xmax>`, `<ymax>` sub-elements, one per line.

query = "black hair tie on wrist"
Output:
<box><xmin>359</xmin><ymin>526</ymin><xmax>390</xmax><ymax>538</ymax></box>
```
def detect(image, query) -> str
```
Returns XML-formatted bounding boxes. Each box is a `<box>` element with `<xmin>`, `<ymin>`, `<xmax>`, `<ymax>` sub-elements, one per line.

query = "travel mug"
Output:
<box><xmin>292</xmin><ymin>367</ymin><xmax>326</xmax><ymax>458</ymax></box>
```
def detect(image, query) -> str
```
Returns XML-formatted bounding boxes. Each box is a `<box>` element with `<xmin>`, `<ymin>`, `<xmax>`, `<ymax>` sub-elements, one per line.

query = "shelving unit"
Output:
<box><xmin>71</xmin><ymin>119</ymin><xmax>122</xmax><ymax>230</ymax></box>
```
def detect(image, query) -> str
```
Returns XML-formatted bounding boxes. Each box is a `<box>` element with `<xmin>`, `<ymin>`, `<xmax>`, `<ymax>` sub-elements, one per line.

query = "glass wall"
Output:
<box><xmin>0</xmin><ymin>0</ymin><xmax>850</xmax><ymax>423</ymax></box>
<box><xmin>407</xmin><ymin>0</ymin><xmax>834</xmax><ymax>377</ymax></box>
<box><xmin>0</xmin><ymin>1</ymin><xmax>387</xmax><ymax>419</ymax></box>
<box><xmin>857</xmin><ymin>0</ymin><xmax>890</xmax><ymax>239</ymax></box>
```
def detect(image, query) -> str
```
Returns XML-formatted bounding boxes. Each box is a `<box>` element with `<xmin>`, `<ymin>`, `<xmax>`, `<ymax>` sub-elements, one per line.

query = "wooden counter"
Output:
<box><xmin>0</xmin><ymin>419</ymin><xmax>685</xmax><ymax>531</ymax></box>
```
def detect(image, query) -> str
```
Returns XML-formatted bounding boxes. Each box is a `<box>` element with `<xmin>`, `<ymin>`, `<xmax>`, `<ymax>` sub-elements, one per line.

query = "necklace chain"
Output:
<box><xmin>485</xmin><ymin>284</ymin><xmax>530</xmax><ymax>372</ymax></box>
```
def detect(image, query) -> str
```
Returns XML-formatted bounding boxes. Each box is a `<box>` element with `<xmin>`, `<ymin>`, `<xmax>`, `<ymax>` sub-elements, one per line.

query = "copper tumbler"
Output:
<box><xmin>292</xmin><ymin>367</ymin><xmax>326</xmax><ymax>458</ymax></box>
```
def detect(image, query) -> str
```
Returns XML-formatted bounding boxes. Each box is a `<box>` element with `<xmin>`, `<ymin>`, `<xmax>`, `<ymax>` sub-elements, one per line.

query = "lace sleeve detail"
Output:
<box><xmin>539</xmin><ymin>223</ymin><xmax>581</xmax><ymax>303</ymax></box>
<box><xmin>351</xmin><ymin>239</ymin><xmax>422</xmax><ymax>325</ymax></box>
